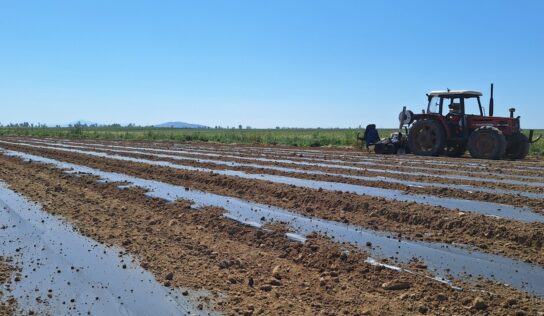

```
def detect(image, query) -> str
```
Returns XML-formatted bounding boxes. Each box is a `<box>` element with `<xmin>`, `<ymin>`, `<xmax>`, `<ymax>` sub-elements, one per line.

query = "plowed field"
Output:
<box><xmin>1</xmin><ymin>137</ymin><xmax>543</xmax><ymax>315</ymax></box>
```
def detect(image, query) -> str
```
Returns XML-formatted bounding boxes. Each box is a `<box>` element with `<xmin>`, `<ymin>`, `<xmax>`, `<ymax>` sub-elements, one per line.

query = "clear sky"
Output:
<box><xmin>1</xmin><ymin>0</ymin><xmax>543</xmax><ymax>128</ymax></box>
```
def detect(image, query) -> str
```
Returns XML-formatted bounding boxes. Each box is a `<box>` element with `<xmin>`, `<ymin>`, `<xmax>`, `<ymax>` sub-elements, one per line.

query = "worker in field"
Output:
<box><xmin>362</xmin><ymin>124</ymin><xmax>380</xmax><ymax>152</ymax></box>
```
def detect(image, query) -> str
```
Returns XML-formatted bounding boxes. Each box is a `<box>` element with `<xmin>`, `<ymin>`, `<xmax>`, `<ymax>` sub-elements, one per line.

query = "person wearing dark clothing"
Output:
<box><xmin>362</xmin><ymin>124</ymin><xmax>380</xmax><ymax>151</ymax></box>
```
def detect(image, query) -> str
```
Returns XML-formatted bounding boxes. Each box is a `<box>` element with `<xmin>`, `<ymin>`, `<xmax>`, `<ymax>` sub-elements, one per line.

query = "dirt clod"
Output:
<box><xmin>165</xmin><ymin>272</ymin><xmax>174</xmax><ymax>281</ymax></box>
<box><xmin>381</xmin><ymin>281</ymin><xmax>411</xmax><ymax>290</ymax></box>
<box><xmin>471</xmin><ymin>297</ymin><xmax>488</xmax><ymax>310</ymax></box>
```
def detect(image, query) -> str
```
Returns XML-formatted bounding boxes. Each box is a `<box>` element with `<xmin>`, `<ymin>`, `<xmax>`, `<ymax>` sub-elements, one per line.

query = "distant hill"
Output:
<box><xmin>154</xmin><ymin>121</ymin><xmax>209</xmax><ymax>129</ymax></box>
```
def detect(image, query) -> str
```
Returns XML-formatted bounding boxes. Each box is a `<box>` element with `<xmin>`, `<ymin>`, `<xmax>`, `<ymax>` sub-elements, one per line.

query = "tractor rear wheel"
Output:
<box><xmin>444</xmin><ymin>143</ymin><xmax>466</xmax><ymax>157</ymax></box>
<box><xmin>407</xmin><ymin>119</ymin><xmax>446</xmax><ymax>156</ymax></box>
<box><xmin>506</xmin><ymin>134</ymin><xmax>529</xmax><ymax>160</ymax></box>
<box><xmin>468</xmin><ymin>126</ymin><xmax>506</xmax><ymax>160</ymax></box>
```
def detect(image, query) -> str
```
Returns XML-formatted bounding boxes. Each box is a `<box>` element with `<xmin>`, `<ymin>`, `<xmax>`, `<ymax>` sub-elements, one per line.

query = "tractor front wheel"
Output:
<box><xmin>468</xmin><ymin>126</ymin><xmax>506</xmax><ymax>160</ymax></box>
<box><xmin>506</xmin><ymin>134</ymin><xmax>529</xmax><ymax>160</ymax></box>
<box><xmin>407</xmin><ymin>119</ymin><xmax>446</xmax><ymax>156</ymax></box>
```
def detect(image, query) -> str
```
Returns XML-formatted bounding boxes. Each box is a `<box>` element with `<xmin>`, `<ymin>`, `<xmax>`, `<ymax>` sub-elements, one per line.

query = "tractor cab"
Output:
<box><xmin>425</xmin><ymin>90</ymin><xmax>484</xmax><ymax>140</ymax></box>
<box><xmin>426</xmin><ymin>90</ymin><xmax>483</xmax><ymax>116</ymax></box>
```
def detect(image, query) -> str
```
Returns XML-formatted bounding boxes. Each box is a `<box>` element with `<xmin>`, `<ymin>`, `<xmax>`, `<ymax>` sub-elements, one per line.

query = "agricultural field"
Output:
<box><xmin>0</xmin><ymin>136</ymin><xmax>543</xmax><ymax>315</ymax></box>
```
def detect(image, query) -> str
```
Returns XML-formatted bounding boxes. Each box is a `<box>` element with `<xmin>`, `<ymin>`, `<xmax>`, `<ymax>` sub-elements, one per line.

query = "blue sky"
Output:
<box><xmin>1</xmin><ymin>0</ymin><xmax>543</xmax><ymax>128</ymax></box>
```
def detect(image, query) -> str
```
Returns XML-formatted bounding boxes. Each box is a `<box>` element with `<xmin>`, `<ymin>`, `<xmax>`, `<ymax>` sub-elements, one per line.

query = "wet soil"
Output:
<box><xmin>1</xmin><ymin>144</ymin><xmax>543</xmax><ymax>267</ymax></box>
<box><xmin>1</xmin><ymin>153</ymin><xmax>543</xmax><ymax>315</ymax></box>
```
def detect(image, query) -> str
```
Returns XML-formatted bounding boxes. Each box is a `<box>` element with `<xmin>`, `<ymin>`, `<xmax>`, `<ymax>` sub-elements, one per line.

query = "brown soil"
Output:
<box><xmin>0</xmin><ymin>258</ymin><xmax>17</xmax><ymax>316</ymax></box>
<box><xmin>53</xmin><ymin>138</ymin><xmax>544</xmax><ymax>178</ymax></box>
<box><xmin>0</xmin><ymin>152</ymin><xmax>543</xmax><ymax>315</ymax></box>
<box><xmin>1</xmin><ymin>143</ymin><xmax>543</xmax><ymax>267</ymax></box>
<box><xmin>179</xmin><ymin>146</ymin><xmax>544</xmax><ymax>177</ymax></box>
<box><xmin>30</xmin><ymin>141</ymin><xmax>543</xmax><ymax>209</ymax></box>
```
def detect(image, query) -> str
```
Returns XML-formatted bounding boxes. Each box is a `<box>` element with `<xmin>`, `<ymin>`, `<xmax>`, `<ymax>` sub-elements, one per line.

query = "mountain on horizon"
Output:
<box><xmin>154</xmin><ymin>121</ymin><xmax>208</xmax><ymax>129</ymax></box>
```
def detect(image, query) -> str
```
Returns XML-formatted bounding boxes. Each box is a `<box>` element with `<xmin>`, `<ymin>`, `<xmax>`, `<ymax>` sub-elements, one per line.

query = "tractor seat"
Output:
<box><xmin>449</xmin><ymin>103</ymin><xmax>461</xmax><ymax>114</ymax></box>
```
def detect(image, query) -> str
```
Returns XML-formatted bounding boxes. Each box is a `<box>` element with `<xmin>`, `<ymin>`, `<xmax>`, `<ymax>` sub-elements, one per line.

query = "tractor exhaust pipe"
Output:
<box><xmin>489</xmin><ymin>83</ymin><xmax>494</xmax><ymax>117</ymax></box>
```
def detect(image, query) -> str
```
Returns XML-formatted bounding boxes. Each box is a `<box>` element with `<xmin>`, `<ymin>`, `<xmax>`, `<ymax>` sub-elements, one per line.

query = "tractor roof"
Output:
<box><xmin>428</xmin><ymin>90</ymin><xmax>483</xmax><ymax>98</ymax></box>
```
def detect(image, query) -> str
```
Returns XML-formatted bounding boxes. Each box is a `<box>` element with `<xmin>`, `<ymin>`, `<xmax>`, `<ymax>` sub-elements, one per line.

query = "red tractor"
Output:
<box><xmin>399</xmin><ymin>84</ymin><xmax>539</xmax><ymax>160</ymax></box>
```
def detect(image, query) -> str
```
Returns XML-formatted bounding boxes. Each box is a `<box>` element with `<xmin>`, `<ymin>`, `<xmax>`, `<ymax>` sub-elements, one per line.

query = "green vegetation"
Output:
<box><xmin>528</xmin><ymin>130</ymin><xmax>544</xmax><ymax>155</ymax></box>
<box><xmin>0</xmin><ymin>126</ymin><xmax>542</xmax><ymax>155</ymax></box>
<box><xmin>0</xmin><ymin>126</ymin><xmax>372</xmax><ymax>147</ymax></box>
